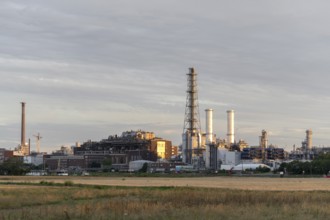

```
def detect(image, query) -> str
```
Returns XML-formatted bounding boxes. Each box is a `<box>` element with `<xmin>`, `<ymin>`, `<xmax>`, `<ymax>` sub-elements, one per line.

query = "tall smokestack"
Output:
<box><xmin>205</xmin><ymin>109</ymin><xmax>213</xmax><ymax>169</ymax></box>
<box><xmin>306</xmin><ymin>129</ymin><xmax>312</xmax><ymax>150</ymax></box>
<box><xmin>227</xmin><ymin>110</ymin><xmax>235</xmax><ymax>145</ymax></box>
<box><xmin>21</xmin><ymin>102</ymin><xmax>26</xmax><ymax>148</ymax></box>
<box><xmin>205</xmin><ymin>109</ymin><xmax>213</xmax><ymax>144</ymax></box>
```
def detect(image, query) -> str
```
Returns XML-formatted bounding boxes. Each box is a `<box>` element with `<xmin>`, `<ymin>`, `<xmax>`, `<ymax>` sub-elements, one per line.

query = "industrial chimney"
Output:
<box><xmin>20</xmin><ymin>102</ymin><xmax>29</xmax><ymax>156</ymax></box>
<box><xmin>205</xmin><ymin>109</ymin><xmax>213</xmax><ymax>144</ymax></box>
<box><xmin>306</xmin><ymin>129</ymin><xmax>312</xmax><ymax>150</ymax></box>
<box><xmin>227</xmin><ymin>110</ymin><xmax>235</xmax><ymax>146</ymax></box>
<box><xmin>205</xmin><ymin>109</ymin><xmax>213</xmax><ymax>169</ymax></box>
<box><xmin>21</xmin><ymin>102</ymin><xmax>26</xmax><ymax>149</ymax></box>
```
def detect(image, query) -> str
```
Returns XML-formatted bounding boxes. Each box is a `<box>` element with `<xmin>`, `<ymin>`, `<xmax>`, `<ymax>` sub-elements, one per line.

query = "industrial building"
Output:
<box><xmin>23</xmin><ymin>153</ymin><xmax>45</xmax><ymax>166</ymax></box>
<box><xmin>0</xmin><ymin>149</ymin><xmax>14</xmax><ymax>164</ymax></box>
<box><xmin>288</xmin><ymin>129</ymin><xmax>326</xmax><ymax>160</ymax></box>
<box><xmin>71</xmin><ymin>130</ymin><xmax>173</xmax><ymax>171</ymax></box>
<box><xmin>179</xmin><ymin>68</ymin><xmax>288</xmax><ymax>171</ymax></box>
<box><xmin>241</xmin><ymin>147</ymin><xmax>284</xmax><ymax>160</ymax></box>
<box><xmin>44</xmin><ymin>155</ymin><xmax>85</xmax><ymax>172</ymax></box>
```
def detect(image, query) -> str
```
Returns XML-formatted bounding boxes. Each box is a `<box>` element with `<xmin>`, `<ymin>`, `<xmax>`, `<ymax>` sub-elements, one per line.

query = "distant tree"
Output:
<box><xmin>280</xmin><ymin>154</ymin><xmax>330</xmax><ymax>175</ymax></box>
<box><xmin>0</xmin><ymin>157</ymin><xmax>30</xmax><ymax>175</ymax></box>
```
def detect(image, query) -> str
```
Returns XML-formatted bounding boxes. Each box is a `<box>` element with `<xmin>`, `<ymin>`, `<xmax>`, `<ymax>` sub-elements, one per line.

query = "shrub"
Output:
<box><xmin>64</xmin><ymin>181</ymin><xmax>74</xmax><ymax>186</ymax></box>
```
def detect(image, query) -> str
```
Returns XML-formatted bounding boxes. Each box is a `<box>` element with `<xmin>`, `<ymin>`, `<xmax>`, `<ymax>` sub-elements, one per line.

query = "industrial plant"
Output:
<box><xmin>1</xmin><ymin>68</ymin><xmax>330</xmax><ymax>175</ymax></box>
<box><xmin>178</xmin><ymin>67</ymin><xmax>329</xmax><ymax>172</ymax></box>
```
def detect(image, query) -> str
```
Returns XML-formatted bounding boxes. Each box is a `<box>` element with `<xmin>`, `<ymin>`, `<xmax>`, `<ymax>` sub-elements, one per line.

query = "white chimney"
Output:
<box><xmin>227</xmin><ymin>110</ymin><xmax>235</xmax><ymax>145</ymax></box>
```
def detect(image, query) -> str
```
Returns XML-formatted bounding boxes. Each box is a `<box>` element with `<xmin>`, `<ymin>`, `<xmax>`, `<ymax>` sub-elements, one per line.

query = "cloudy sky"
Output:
<box><xmin>1</xmin><ymin>0</ymin><xmax>330</xmax><ymax>152</ymax></box>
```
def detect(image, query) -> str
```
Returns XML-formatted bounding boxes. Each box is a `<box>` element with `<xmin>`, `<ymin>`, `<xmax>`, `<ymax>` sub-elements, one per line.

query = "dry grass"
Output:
<box><xmin>0</xmin><ymin>183</ymin><xmax>330</xmax><ymax>220</ymax></box>
<box><xmin>1</xmin><ymin>176</ymin><xmax>330</xmax><ymax>191</ymax></box>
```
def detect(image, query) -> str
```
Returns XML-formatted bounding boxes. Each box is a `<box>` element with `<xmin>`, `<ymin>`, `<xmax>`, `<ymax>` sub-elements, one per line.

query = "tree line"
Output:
<box><xmin>279</xmin><ymin>153</ymin><xmax>330</xmax><ymax>175</ymax></box>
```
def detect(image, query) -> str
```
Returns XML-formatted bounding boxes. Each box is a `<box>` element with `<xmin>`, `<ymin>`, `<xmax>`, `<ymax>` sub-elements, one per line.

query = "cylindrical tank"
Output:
<box><xmin>227</xmin><ymin>110</ymin><xmax>235</xmax><ymax>145</ymax></box>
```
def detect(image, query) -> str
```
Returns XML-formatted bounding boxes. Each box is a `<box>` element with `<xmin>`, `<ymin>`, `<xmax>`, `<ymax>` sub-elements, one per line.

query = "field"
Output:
<box><xmin>1</xmin><ymin>176</ymin><xmax>330</xmax><ymax>219</ymax></box>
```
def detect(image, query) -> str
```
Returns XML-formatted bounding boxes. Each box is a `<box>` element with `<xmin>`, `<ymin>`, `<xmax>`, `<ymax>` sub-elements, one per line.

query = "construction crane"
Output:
<box><xmin>34</xmin><ymin>133</ymin><xmax>42</xmax><ymax>153</ymax></box>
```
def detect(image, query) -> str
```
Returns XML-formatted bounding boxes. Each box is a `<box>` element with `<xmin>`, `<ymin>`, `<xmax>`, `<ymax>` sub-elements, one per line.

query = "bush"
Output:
<box><xmin>64</xmin><ymin>181</ymin><xmax>74</xmax><ymax>186</ymax></box>
<box><xmin>256</xmin><ymin>166</ymin><xmax>271</xmax><ymax>173</ymax></box>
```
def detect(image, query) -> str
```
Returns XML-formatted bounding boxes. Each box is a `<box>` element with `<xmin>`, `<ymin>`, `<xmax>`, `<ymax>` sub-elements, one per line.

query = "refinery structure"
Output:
<box><xmin>179</xmin><ymin>67</ymin><xmax>285</xmax><ymax>171</ymax></box>
<box><xmin>178</xmin><ymin>67</ymin><xmax>328</xmax><ymax>172</ymax></box>
<box><xmin>1</xmin><ymin>68</ymin><xmax>330</xmax><ymax>175</ymax></box>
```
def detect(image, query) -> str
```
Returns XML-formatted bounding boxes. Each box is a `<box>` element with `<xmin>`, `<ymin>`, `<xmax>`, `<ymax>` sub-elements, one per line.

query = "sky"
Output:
<box><xmin>1</xmin><ymin>0</ymin><xmax>330</xmax><ymax>153</ymax></box>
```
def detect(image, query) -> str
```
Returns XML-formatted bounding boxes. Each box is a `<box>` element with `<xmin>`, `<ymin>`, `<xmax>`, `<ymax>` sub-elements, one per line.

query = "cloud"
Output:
<box><xmin>1</xmin><ymin>1</ymin><xmax>330</xmax><ymax>152</ymax></box>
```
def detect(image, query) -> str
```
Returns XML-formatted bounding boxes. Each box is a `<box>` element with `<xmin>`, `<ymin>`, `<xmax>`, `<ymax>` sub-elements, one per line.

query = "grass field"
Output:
<box><xmin>1</xmin><ymin>175</ymin><xmax>330</xmax><ymax>191</ymax></box>
<box><xmin>0</xmin><ymin>176</ymin><xmax>330</xmax><ymax>219</ymax></box>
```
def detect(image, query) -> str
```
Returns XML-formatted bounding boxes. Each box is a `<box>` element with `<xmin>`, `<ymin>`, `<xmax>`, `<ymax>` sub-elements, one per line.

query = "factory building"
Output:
<box><xmin>171</xmin><ymin>146</ymin><xmax>178</xmax><ymax>157</ymax></box>
<box><xmin>289</xmin><ymin>129</ymin><xmax>316</xmax><ymax>160</ymax></box>
<box><xmin>121</xmin><ymin>130</ymin><xmax>155</xmax><ymax>140</ymax></box>
<box><xmin>218</xmin><ymin>149</ymin><xmax>241</xmax><ymax>166</ymax></box>
<box><xmin>241</xmin><ymin>147</ymin><xmax>284</xmax><ymax>160</ymax></box>
<box><xmin>0</xmin><ymin>149</ymin><xmax>14</xmax><ymax>164</ymax></box>
<box><xmin>83</xmin><ymin>153</ymin><xmax>127</xmax><ymax>171</ymax></box>
<box><xmin>72</xmin><ymin>130</ymin><xmax>172</xmax><ymax>171</ymax></box>
<box><xmin>150</xmin><ymin>139</ymin><xmax>173</xmax><ymax>160</ymax></box>
<box><xmin>266</xmin><ymin>148</ymin><xmax>285</xmax><ymax>160</ymax></box>
<box><xmin>44</xmin><ymin>155</ymin><xmax>85</xmax><ymax>171</ymax></box>
<box><xmin>23</xmin><ymin>153</ymin><xmax>45</xmax><ymax>166</ymax></box>
<box><xmin>44</xmin><ymin>153</ymin><xmax>128</xmax><ymax>172</ymax></box>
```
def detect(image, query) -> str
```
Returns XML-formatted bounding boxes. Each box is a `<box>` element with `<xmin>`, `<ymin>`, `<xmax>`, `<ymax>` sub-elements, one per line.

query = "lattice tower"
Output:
<box><xmin>183</xmin><ymin>67</ymin><xmax>201</xmax><ymax>136</ymax></box>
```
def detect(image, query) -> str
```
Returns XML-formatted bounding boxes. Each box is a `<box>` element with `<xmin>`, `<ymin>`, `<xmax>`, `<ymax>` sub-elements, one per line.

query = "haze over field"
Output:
<box><xmin>1</xmin><ymin>0</ymin><xmax>330</xmax><ymax>152</ymax></box>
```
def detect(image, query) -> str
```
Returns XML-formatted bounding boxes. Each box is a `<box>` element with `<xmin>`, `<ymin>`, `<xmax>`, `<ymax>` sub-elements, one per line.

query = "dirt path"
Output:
<box><xmin>1</xmin><ymin>176</ymin><xmax>330</xmax><ymax>191</ymax></box>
